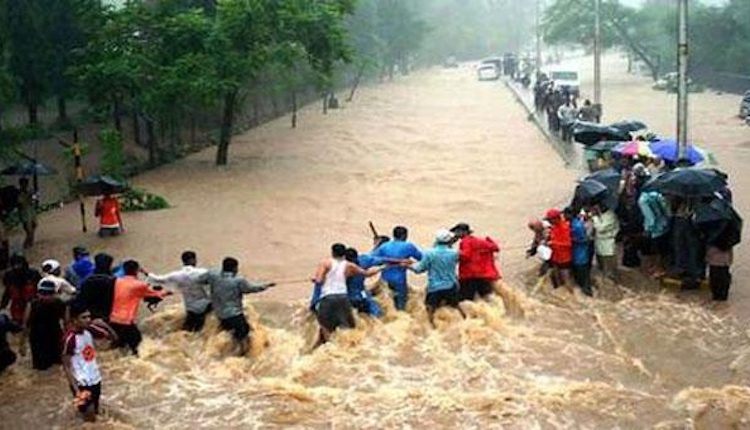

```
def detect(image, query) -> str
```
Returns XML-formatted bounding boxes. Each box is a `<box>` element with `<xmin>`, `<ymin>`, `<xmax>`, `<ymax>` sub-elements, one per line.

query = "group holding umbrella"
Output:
<box><xmin>536</xmin><ymin>150</ymin><xmax>741</xmax><ymax>300</ymax></box>
<box><xmin>0</xmin><ymin>157</ymin><xmax>130</xmax><ymax>262</ymax></box>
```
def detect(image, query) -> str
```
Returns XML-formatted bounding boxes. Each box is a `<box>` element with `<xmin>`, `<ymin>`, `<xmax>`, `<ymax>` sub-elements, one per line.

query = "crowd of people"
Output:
<box><xmin>0</xmin><ymin>222</ymin><xmax>505</xmax><ymax>422</ymax></box>
<box><xmin>527</xmin><ymin>153</ymin><xmax>738</xmax><ymax>302</ymax></box>
<box><xmin>533</xmin><ymin>74</ymin><xmax>600</xmax><ymax>143</ymax></box>
<box><xmin>0</xmin><ymin>246</ymin><xmax>274</xmax><ymax>421</ymax></box>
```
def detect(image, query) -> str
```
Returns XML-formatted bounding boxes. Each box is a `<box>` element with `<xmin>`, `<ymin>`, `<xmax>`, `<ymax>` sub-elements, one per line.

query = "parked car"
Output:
<box><xmin>477</xmin><ymin>64</ymin><xmax>500</xmax><ymax>81</ymax></box>
<box><xmin>480</xmin><ymin>57</ymin><xmax>503</xmax><ymax>73</ymax></box>
<box><xmin>652</xmin><ymin>72</ymin><xmax>704</xmax><ymax>93</ymax></box>
<box><xmin>739</xmin><ymin>90</ymin><xmax>750</xmax><ymax>119</ymax></box>
<box><xmin>544</xmin><ymin>67</ymin><xmax>580</xmax><ymax>97</ymax></box>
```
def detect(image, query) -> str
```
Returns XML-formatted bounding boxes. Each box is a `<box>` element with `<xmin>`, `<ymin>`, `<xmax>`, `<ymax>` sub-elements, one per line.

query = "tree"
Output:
<box><xmin>376</xmin><ymin>0</ymin><xmax>427</xmax><ymax>78</ymax></box>
<box><xmin>210</xmin><ymin>0</ymin><xmax>353</xmax><ymax>166</ymax></box>
<box><xmin>5</xmin><ymin>0</ymin><xmax>52</xmax><ymax>124</ymax></box>
<box><xmin>542</xmin><ymin>0</ymin><xmax>665</xmax><ymax>80</ymax></box>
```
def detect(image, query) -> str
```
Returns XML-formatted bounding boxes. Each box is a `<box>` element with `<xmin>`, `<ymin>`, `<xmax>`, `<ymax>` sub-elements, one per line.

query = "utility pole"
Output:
<box><xmin>535</xmin><ymin>0</ymin><xmax>543</xmax><ymax>78</ymax></box>
<box><xmin>593</xmin><ymin>0</ymin><xmax>602</xmax><ymax>121</ymax></box>
<box><xmin>676</xmin><ymin>0</ymin><xmax>689</xmax><ymax>162</ymax></box>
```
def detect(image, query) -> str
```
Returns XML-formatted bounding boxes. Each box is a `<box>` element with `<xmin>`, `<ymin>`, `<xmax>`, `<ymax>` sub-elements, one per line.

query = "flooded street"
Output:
<box><xmin>2</xmin><ymin>64</ymin><xmax>750</xmax><ymax>429</ymax></box>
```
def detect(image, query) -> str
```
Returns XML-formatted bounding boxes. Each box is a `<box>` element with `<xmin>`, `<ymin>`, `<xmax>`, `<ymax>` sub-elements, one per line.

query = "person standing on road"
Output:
<box><xmin>546</xmin><ymin>209</ymin><xmax>573</xmax><ymax>292</ymax></box>
<box><xmin>202</xmin><ymin>257</ymin><xmax>275</xmax><ymax>356</ymax></box>
<box><xmin>592</xmin><ymin>204</ymin><xmax>620</xmax><ymax>282</ymax></box>
<box><xmin>17</xmin><ymin>177</ymin><xmax>37</xmax><ymax>248</ymax></box>
<box><xmin>450</xmin><ymin>223</ymin><xmax>501</xmax><ymax>302</ymax></box>
<box><xmin>407</xmin><ymin>229</ymin><xmax>466</xmax><ymax>328</ymax></box>
<box><xmin>372</xmin><ymin>226</ymin><xmax>423</xmax><ymax>311</ymax></box>
<box><xmin>312</xmin><ymin>244</ymin><xmax>383</xmax><ymax>347</ymax></box>
<box><xmin>569</xmin><ymin>209</ymin><xmax>593</xmax><ymax>296</ymax></box>
<box><xmin>76</xmin><ymin>253</ymin><xmax>117</xmax><ymax>321</ymax></box>
<box><xmin>24</xmin><ymin>280</ymin><xmax>66</xmax><ymax>370</ymax></box>
<box><xmin>109</xmin><ymin>260</ymin><xmax>170</xmax><ymax>355</ymax></box>
<box><xmin>578</xmin><ymin>99</ymin><xmax>597</xmax><ymax>123</ymax></box>
<box><xmin>65</xmin><ymin>246</ymin><xmax>95</xmax><ymax>288</ymax></box>
<box><xmin>557</xmin><ymin>99</ymin><xmax>578</xmax><ymax>143</ymax></box>
<box><xmin>147</xmin><ymin>251</ymin><xmax>212</xmax><ymax>332</ymax></box>
<box><xmin>62</xmin><ymin>303</ymin><xmax>117</xmax><ymax>423</ymax></box>
<box><xmin>95</xmin><ymin>192</ymin><xmax>124</xmax><ymax>237</ymax></box>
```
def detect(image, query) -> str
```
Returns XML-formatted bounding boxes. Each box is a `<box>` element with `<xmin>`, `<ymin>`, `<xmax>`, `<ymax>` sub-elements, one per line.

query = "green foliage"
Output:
<box><xmin>99</xmin><ymin>128</ymin><xmax>125</xmax><ymax>179</ymax></box>
<box><xmin>120</xmin><ymin>187</ymin><xmax>170</xmax><ymax>212</ymax></box>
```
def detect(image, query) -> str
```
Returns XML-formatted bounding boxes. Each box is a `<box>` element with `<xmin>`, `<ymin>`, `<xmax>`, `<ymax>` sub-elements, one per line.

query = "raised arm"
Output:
<box><xmin>345</xmin><ymin>262</ymin><xmax>382</xmax><ymax>278</ymax></box>
<box><xmin>238</xmin><ymin>278</ymin><xmax>275</xmax><ymax>294</ymax></box>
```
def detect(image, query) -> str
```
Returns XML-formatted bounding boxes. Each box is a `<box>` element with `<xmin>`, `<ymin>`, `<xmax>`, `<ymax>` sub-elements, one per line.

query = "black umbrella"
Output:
<box><xmin>76</xmin><ymin>175</ymin><xmax>129</xmax><ymax>196</ymax></box>
<box><xmin>573</xmin><ymin>121</ymin><xmax>632</xmax><ymax>145</ymax></box>
<box><xmin>643</xmin><ymin>168</ymin><xmax>727</xmax><ymax>198</ymax></box>
<box><xmin>609</xmin><ymin>120</ymin><xmax>648</xmax><ymax>133</ymax></box>
<box><xmin>587</xmin><ymin>141</ymin><xmax>622</xmax><ymax>153</ymax></box>
<box><xmin>575</xmin><ymin>179</ymin><xmax>609</xmax><ymax>202</ymax></box>
<box><xmin>694</xmin><ymin>198</ymin><xmax>742</xmax><ymax>249</ymax></box>
<box><xmin>585</xmin><ymin>168</ymin><xmax>621</xmax><ymax>210</ymax></box>
<box><xmin>0</xmin><ymin>160</ymin><xmax>57</xmax><ymax>176</ymax></box>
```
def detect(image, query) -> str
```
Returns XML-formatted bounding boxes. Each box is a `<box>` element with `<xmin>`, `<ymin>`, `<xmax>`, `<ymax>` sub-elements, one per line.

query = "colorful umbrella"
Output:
<box><xmin>612</xmin><ymin>140</ymin><xmax>654</xmax><ymax>158</ymax></box>
<box><xmin>648</xmin><ymin>139</ymin><xmax>705</xmax><ymax>164</ymax></box>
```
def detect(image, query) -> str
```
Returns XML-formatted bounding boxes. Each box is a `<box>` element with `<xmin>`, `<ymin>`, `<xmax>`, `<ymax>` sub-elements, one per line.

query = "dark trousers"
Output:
<box><xmin>0</xmin><ymin>348</ymin><xmax>17</xmax><ymax>374</ymax></box>
<box><xmin>572</xmin><ymin>264</ymin><xmax>592</xmax><ymax>296</ymax></box>
<box><xmin>183</xmin><ymin>305</ymin><xmax>212</xmax><ymax>332</ymax></box>
<box><xmin>110</xmin><ymin>323</ymin><xmax>142</xmax><ymax>355</ymax></box>
<box><xmin>709</xmin><ymin>265</ymin><xmax>732</xmax><ymax>301</ymax></box>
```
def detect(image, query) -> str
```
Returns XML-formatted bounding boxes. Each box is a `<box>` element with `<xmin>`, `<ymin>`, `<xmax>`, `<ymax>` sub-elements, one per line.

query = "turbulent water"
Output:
<box><xmin>4</xmin><ymin>275</ymin><xmax>750</xmax><ymax>429</ymax></box>
<box><xmin>2</xmin><ymin>58</ymin><xmax>750</xmax><ymax>428</ymax></box>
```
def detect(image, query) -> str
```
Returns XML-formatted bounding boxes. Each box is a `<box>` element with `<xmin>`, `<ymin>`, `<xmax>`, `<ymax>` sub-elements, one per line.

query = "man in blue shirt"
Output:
<box><xmin>372</xmin><ymin>226</ymin><xmax>423</xmax><ymax>311</ymax></box>
<box><xmin>408</xmin><ymin>229</ymin><xmax>466</xmax><ymax>327</ymax></box>
<box><xmin>344</xmin><ymin>237</ymin><xmax>390</xmax><ymax>318</ymax></box>
<box><xmin>568</xmin><ymin>208</ymin><xmax>593</xmax><ymax>297</ymax></box>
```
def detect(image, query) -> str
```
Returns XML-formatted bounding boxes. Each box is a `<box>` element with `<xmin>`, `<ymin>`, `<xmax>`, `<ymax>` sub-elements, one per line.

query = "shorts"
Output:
<box><xmin>71</xmin><ymin>382</ymin><xmax>102</xmax><ymax>415</ymax></box>
<box><xmin>459</xmin><ymin>279</ymin><xmax>494</xmax><ymax>301</ymax></box>
<box><xmin>98</xmin><ymin>227</ymin><xmax>121</xmax><ymax>238</ymax></box>
<box><xmin>316</xmin><ymin>294</ymin><xmax>355</xmax><ymax>332</ymax></box>
<box><xmin>220</xmin><ymin>314</ymin><xmax>251</xmax><ymax>341</ymax></box>
<box><xmin>110</xmin><ymin>323</ymin><xmax>142</xmax><ymax>355</ymax></box>
<box><xmin>425</xmin><ymin>287</ymin><xmax>461</xmax><ymax>310</ymax></box>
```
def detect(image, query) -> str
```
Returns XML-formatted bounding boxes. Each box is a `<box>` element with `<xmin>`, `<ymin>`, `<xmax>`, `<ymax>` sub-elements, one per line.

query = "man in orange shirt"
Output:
<box><xmin>109</xmin><ymin>260</ymin><xmax>170</xmax><ymax>355</ymax></box>
<box><xmin>95</xmin><ymin>192</ymin><xmax>123</xmax><ymax>238</ymax></box>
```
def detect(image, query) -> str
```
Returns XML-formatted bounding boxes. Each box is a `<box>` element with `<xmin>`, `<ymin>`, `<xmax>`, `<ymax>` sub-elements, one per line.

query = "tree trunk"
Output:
<box><xmin>27</xmin><ymin>101</ymin><xmax>38</xmax><ymax>125</ymax></box>
<box><xmin>216</xmin><ymin>90</ymin><xmax>237</xmax><ymax>166</ymax></box>
<box><xmin>347</xmin><ymin>66</ymin><xmax>365</xmax><ymax>102</ymax></box>
<box><xmin>56</xmin><ymin>96</ymin><xmax>69</xmax><ymax>126</ymax></box>
<box><xmin>0</xmin><ymin>105</ymin><xmax>4</xmax><ymax>131</ymax></box>
<box><xmin>145</xmin><ymin>116</ymin><xmax>157</xmax><ymax>166</ymax></box>
<box><xmin>112</xmin><ymin>97</ymin><xmax>122</xmax><ymax>132</ymax></box>
<box><xmin>609</xmin><ymin>18</ymin><xmax>660</xmax><ymax>81</ymax></box>
<box><xmin>322</xmin><ymin>93</ymin><xmax>328</xmax><ymax>115</ymax></box>
<box><xmin>132</xmin><ymin>111</ymin><xmax>142</xmax><ymax>147</ymax></box>
<box><xmin>291</xmin><ymin>91</ymin><xmax>297</xmax><ymax>128</ymax></box>
<box><xmin>253</xmin><ymin>97</ymin><xmax>260</xmax><ymax>126</ymax></box>
<box><xmin>190</xmin><ymin>114</ymin><xmax>196</xmax><ymax>145</ymax></box>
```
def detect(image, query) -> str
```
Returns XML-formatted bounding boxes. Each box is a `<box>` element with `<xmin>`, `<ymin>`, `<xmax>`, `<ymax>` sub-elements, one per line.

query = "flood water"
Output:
<box><xmin>1</xmin><ymin>62</ymin><xmax>749</xmax><ymax>429</ymax></box>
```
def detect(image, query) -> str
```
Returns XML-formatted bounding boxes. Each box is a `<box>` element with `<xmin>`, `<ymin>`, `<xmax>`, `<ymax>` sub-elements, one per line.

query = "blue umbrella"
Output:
<box><xmin>649</xmin><ymin>139</ymin><xmax>704</xmax><ymax>164</ymax></box>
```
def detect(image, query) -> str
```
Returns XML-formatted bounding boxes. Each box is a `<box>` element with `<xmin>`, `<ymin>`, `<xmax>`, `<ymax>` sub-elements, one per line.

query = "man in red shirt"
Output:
<box><xmin>546</xmin><ymin>208</ymin><xmax>573</xmax><ymax>292</ymax></box>
<box><xmin>109</xmin><ymin>260</ymin><xmax>170</xmax><ymax>355</ymax></box>
<box><xmin>95</xmin><ymin>193</ymin><xmax>123</xmax><ymax>238</ymax></box>
<box><xmin>450</xmin><ymin>223</ymin><xmax>501</xmax><ymax>301</ymax></box>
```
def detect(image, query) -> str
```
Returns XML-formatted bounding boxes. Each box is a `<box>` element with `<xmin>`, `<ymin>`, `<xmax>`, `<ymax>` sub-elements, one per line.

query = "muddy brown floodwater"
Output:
<box><xmin>1</xmin><ymin>62</ymin><xmax>750</xmax><ymax>429</ymax></box>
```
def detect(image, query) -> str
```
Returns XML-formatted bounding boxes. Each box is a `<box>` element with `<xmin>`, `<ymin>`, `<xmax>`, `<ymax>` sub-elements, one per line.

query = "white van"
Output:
<box><xmin>546</xmin><ymin>68</ymin><xmax>580</xmax><ymax>97</ymax></box>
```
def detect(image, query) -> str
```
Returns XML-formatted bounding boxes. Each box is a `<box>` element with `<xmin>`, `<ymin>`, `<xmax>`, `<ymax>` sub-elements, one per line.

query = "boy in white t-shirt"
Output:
<box><xmin>62</xmin><ymin>303</ymin><xmax>117</xmax><ymax>422</ymax></box>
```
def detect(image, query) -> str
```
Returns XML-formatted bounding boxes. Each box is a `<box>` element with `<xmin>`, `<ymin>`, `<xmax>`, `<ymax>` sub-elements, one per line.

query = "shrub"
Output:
<box><xmin>120</xmin><ymin>188</ymin><xmax>170</xmax><ymax>212</ymax></box>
